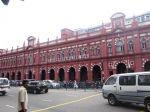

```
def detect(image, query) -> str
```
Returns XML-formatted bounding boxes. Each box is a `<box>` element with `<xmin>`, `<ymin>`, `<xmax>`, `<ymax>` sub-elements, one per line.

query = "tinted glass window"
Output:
<box><xmin>138</xmin><ymin>75</ymin><xmax>150</xmax><ymax>85</ymax></box>
<box><xmin>0</xmin><ymin>79</ymin><xmax>9</xmax><ymax>85</ymax></box>
<box><xmin>29</xmin><ymin>82</ymin><xmax>38</xmax><ymax>85</ymax></box>
<box><xmin>119</xmin><ymin>76</ymin><xmax>136</xmax><ymax>85</ymax></box>
<box><xmin>105</xmin><ymin>77</ymin><xmax>117</xmax><ymax>85</ymax></box>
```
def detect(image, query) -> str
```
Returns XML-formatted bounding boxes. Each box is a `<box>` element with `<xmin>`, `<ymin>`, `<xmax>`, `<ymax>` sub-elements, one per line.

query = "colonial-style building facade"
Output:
<box><xmin>0</xmin><ymin>12</ymin><xmax>150</xmax><ymax>82</ymax></box>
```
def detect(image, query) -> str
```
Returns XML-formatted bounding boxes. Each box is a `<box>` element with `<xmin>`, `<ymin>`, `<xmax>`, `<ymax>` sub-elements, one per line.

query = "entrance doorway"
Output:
<box><xmin>41</xmin><ymin>70</ymin><xmax>46</xmax><ymax>80</ymax></box>
<box><xmin>144</xmin><ymin>61</ymin><xmax>150</xmax><ymax>71</ymax></box>
<box><xmin>69</xmin><ymin>67</ymin><xmax>76</xmax><ymax>81</ymax></box>
<box><xmin>116</xmin><ymin>63</ymin><xmax>127</xmax><ymax>74</ymax></box>
<box><xmin>58</xmin><ymin>68</ymin><xmax>64</xmax><ymax>81</ymax></box>
<box><xmin>28</xmin><ymin>70</ymin><xmax>33</xmax><ymax>79</ymax></box>
<box><xmin>80</xmin><ymin>66</ymin><xmax>88</xmax><ymax>81</ymax></box>
<box><xmin>49</xmin><ymin>69</ymin><xmax>55</xmax><ymax>80</ymax></box>
<box><xmin>17</xmin><ymin>71</ymin><xmax>21</xmax><ymax>80</ymax></box>
<box><xmin>92</xmin><ymin>65</ymin><xmax>101</xmax><ymax>81</ymax></box>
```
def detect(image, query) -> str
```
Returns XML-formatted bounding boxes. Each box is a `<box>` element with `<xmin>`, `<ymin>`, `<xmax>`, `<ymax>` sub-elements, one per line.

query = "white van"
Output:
<box><xmin>0</xmin><ymin>78</ymin><xmax>10</xmax><ymax>95</ymax></box>
<box><xmin>102</xmin><ymin>72</ymin><xmax>150</xmax><ymax>112</ymax></box>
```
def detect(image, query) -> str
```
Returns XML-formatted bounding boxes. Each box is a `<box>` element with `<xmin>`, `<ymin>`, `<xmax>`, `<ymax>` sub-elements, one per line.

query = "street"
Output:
<box><xmin>0</xmin><ymin>87</ymin><xmax>145</xmax><ymax>112</ymax></box>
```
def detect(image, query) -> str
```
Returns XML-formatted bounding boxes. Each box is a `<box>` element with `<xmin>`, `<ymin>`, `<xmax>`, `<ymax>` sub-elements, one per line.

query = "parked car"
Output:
<box><xmin>102</xmin><ymin>71</ymin><xmax>150</xmax><ymax>112</ymax></box>
<box><xmin>43</xmin><ymin>80</ymin><xmax>60</xmax><ymax>89</ymax></box>
<box><xmin>0</xmin><ymin>78</ymin><xmax>10</xmax><ymax>95</ymax></box>
<box><xmin>15</xmin><ymin>80</ymin><xmax>22</xmax><ymax>86</ymax></box>
<box><xmin>26</xmin><ymin>81</ymin><xmax>48</xmax><ymax>94</ymax></box>
<box><xmin>9</xmin><ymin>80</ymin><xmax>16</xmax><ymax>86</ymax></box>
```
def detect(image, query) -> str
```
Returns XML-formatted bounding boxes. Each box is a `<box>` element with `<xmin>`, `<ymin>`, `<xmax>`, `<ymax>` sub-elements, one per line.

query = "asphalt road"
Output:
<box><xmin>0</xmin><ymin>87</ymin><xmax>145</xmax><ymax>112</ymax></box>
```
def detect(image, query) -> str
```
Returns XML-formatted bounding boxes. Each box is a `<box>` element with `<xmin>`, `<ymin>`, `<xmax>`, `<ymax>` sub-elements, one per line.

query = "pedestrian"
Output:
<box><xmin>73</xmin><ymin>80</ymin><xmax>78</xmax><ymax>91</ymax></box>
<box><xmin>84</xmin><ymin>81</ymin><xmax>86</xmax><ymax>92</ymax></box>
<box><xmin>64</xmin><ymin>81</ymin><xmax>68</xmax><ymax>91</ymax></box>
<box><xmin>18</xmin><ymin>80</ymin><xmax>28</xmax><ymax>112</ymax></box>
<box><xmin>95</xmin><ymin>81</ymin><xmax>99</xmax><ymax>89</ymax></box>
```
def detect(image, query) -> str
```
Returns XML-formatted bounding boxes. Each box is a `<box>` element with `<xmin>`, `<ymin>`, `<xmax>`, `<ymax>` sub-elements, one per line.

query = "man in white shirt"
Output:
<box><xmin>18</xmin><ymin>80</ymin><xmax>28</xmax><ymax>112</ymax></box>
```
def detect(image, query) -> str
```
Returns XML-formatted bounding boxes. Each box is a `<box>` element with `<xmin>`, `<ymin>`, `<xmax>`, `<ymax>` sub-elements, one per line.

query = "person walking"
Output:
<box><xmin>73</xmin><ymin>80</ymin><xmax>78</xmax><ymax>91</ymax></box>
<box><xmin>18</xmin><ymin>80</ymin><xmax>28</xmax><ymax>112</ymax></box>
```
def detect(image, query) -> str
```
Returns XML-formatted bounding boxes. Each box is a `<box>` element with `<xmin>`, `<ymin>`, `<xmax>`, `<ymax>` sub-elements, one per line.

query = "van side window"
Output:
<box><xmin>119</xmin><ymin>76</ymin><xmax>136</xmax><ymax>85</ymax></box>
<box><xmin>105</xmin><ymin>77</ymin><xmax>116</xmax><ymax>85</ymax></box>
<box><xmin>138</xmin><ymin>75</ymin><xmax>150</xmax><ymax>85</ymax></box>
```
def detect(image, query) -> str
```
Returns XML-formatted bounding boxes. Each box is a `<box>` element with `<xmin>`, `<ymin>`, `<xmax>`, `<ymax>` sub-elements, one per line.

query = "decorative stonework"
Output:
<box><xmin>108</xmin><ymin>59</ymin><xmax>133</xmax><ymax>69</ymax></box>
<box><xmin>66</xmin><ymin>65</ymin><xmax>76</xmax><ymax>72</ymax></box>
<box><xmin>78</xmin><ymin>64</ymin><xmax>88</xmax><ymax>72</ymax></box>
<box><xmin>142</xmin><ymin>58</ymin><xmax>149</xmax><ymax>67</ymax></box>
<box><xmin>115</xmin><ymin>38</ymin><xmax>124</xmax><ymax>45</ymax></box>
<box><xmin>90</xmin><ymin>63</ymin><xmax>102</xmax><ymax>71</ymax></box>
<box><xmin>48</xmin><ymin>66</ymin><xmax>56</xmax><ymax>73</ymax></box>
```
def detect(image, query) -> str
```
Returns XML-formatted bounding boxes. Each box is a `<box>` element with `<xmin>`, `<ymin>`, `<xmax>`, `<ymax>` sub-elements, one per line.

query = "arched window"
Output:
<box><xmin>57</xmin><ymin>53</ymin><xmax>60</xmax><ymax>61</ymax></box>
<box><xmin>61</xmin><ymin>51</ymin><xmax>65</xmax><ymax>61</ymax></box>
<box><xmin>50</xmin><ymin>52</ymin><xmax>55</xmax><ymax>62</ymax></box>
<box><xmin>128</xmin><ymin>40</ymin><xmax>134</xmax><ymax>51</ymax></box>
<box><xmin>141</xmin><ymin>38</ymin><xmax>147</xmax><ymax>49</ymax></box>
<box><xmin>116</xmin><ymin>40</ymin><xmax>124</xmax><ymax>53</ymax></box>
<box><xmin>108</xmin><ymin>43</ymin><xmax>112</xmax><ymax>53</ymax></box>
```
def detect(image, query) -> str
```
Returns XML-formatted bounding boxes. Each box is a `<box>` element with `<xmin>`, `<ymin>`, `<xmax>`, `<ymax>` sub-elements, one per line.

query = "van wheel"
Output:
<box><xmin>2</xmin><ymin>92</ymin><xmax>6</xmax><ymax>96</ymax></box>
<box><xmin>145</xmin><ymin>100</ymin><xmax>150</xmax><ymax>112</ymax></box>
<box><xmin>45</xmin><ymin>89</ymin><xmax>48</xmax><ymax>93</ymax></box>
<box><xmin>108</xmin><ymin>95</ymin><xmax>117</xmax><ymax>106</ymax></box>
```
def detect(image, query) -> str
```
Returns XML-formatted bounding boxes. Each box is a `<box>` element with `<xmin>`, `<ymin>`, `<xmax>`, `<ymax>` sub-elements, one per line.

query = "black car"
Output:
<box><xmin>26</xmin><ymin>81</ymin><xmax>48</xmax><ymax>94</ymax></box>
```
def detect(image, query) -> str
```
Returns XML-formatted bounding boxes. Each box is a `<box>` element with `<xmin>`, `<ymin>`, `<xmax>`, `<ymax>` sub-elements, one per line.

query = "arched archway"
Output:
<box><xmin>80</xmin><ymin>66</ymin><xmax>88</xmax><ymax>81</ymax></box>
<box><xmin>1</xmin><ymin>73</ymin><xmax>4</xmax><ymax>78</ymax></box>
<box><xmin>41</xmin><ymin>69</ymin><xmax>46</xmax><ymax>80</ymax></box>
<box><xmin>17</xmin><ymin>71</ymin><xmax>21</xmax><ymax>80</ymax></box>
<box><xmin>11</xmin><ymin>72</ymin><xmax>15</xmax><ymax>80</ymax></box>
<box><xmin>92</xmin><ymin>65</ymin><xmax>101</xmax><ymax>81</ymax></box>
<box><xmin>144</xmin><ymin>61</ymin><xmax>150</xmax><ymax>71</ymax></box>
<box><xmin>116</xmin><ymin>63</ymin><xmax>127</xmax><ymax>74</ymax></box>
<box><xmin>28</xmin><ymin>70</ymin><xmax>33</xmax><ymax>79</ymax></box>
<box><xmin>58</xmin><ymin>68</ymin><xmax>64</xmax><ymax>81</ymax></box>
<box><xmin>6</xmin><ymin>72</ymin><xmax>10</xmax><ymax>80</ymax></box>
<box><xmin>69</xmin><ymin>67</ymin><xmax>76</xmax><ymax>81</ymax></box>
<box><xmin>49</xmin><ymin>69</ymin><xmax>55</xmax><ymax>80</ymax></box>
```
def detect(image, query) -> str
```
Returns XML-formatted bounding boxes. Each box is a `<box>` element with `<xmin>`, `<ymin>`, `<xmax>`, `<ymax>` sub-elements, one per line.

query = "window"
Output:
<box><xmin>61</xmin><ymin>51</ymin><xmax>65</xmax><ymax>61</ymax></box>
<box><xmin>141</xmin><ymin>16</ymin><xmax>145</xmax><ymax>22</ymax></box>
<box><xmin>90</xmin><ymin>45</ymin><xmax>100</xmax><ymax>56</ymax></box>
<box><xmin>146</xmin><ymin>15</ymin><xmax>150</xmax><ymax>20</ymax></box>
<box><xmin>105</xmin><ymin>76</ymin><xmax>117</xmax><ymax>85</ymax></box>
<box><xmin>128</xmin><ymin>41</ymin><xmax>134</xmax><ymax>51</ymax></box>
<box><xmin>141</xmin><ymin>38</ymin><xmax>147</xmax><ymax>49</ymax></box>
<box><xmin>119</xmin><ymin>76</ymin><xmax>136</xmax><ymax>85</ymax></box>
<box><xmin>116</xmin><ymin>40</ymin><xmax>124</xmax><ymax>53</ymax></box>
<box><xmin>138</xmin><ymin>75</ymin><xmax>150</xmax><ymax>85</ymax></box>
<box><xmin>108</xmin><ymin>43</ymin><xmax>112</xmax><ymax>53</ymax></box>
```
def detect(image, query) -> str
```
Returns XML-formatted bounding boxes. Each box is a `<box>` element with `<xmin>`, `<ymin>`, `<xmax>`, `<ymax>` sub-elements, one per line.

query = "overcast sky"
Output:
<box><xmin>0</xmin><ymin>0</ymin><xmax>149</xmax><ymax>50</ymax></box>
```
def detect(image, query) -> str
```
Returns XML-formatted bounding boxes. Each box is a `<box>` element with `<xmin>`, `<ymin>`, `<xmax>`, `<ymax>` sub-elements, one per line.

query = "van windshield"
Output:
<box><xmin>0</xmin><ymin>79</ymin><xmax>9</xmax><ymax>85</ymax></box>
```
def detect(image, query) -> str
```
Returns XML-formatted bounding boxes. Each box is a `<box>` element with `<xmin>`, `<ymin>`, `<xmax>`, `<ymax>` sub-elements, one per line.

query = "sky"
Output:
<box><xmin>0</xmin><ymin>0</ymin><xmax>149</xmax><ymax>50</ymax></box>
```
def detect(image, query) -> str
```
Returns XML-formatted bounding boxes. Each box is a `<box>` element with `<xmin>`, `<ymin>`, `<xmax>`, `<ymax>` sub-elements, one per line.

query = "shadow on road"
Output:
<box><xmin>117</xmin><ymin>102</ymin><xmax>145</xmax><ymax>112</ymax></box>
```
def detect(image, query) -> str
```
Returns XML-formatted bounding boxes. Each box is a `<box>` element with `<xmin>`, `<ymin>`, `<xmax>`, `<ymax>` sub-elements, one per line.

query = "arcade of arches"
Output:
<box><xmin>0</xmin><ymin>60</ymin><xmax>150</xmax><ymax>81</ymax></box>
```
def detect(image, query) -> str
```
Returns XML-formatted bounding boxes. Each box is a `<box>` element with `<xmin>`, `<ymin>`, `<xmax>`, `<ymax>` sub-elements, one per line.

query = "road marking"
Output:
<box><xmin>32</xmin><ymin>94</ymin><xmax>99</xmax><ymax>112</ymax></box>
<box><xmin>43</xmin><ymin>99</ymin><xmax>52</xmax><ymax>102</ymax></box>
<box><xmin>5</xmin><ymin>105</ymin><xmax>15</xmax><ymax>109</ymax></box>
<box><xmin>66</xmin><ymin>94</ymin><xmax>77</xmax><ymax>97</ymax></box>
<box><xmin>8</xmin><ymin>94</ymin><xmax>14</xmax><ymax>97</ymax></box>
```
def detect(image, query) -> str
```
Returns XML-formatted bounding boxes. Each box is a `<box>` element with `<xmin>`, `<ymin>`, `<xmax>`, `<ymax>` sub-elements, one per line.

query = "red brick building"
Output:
<box><xmin>0</xmin><ymin>12</ymin><xmax>150</xmax><ymax>82</ymax></box>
